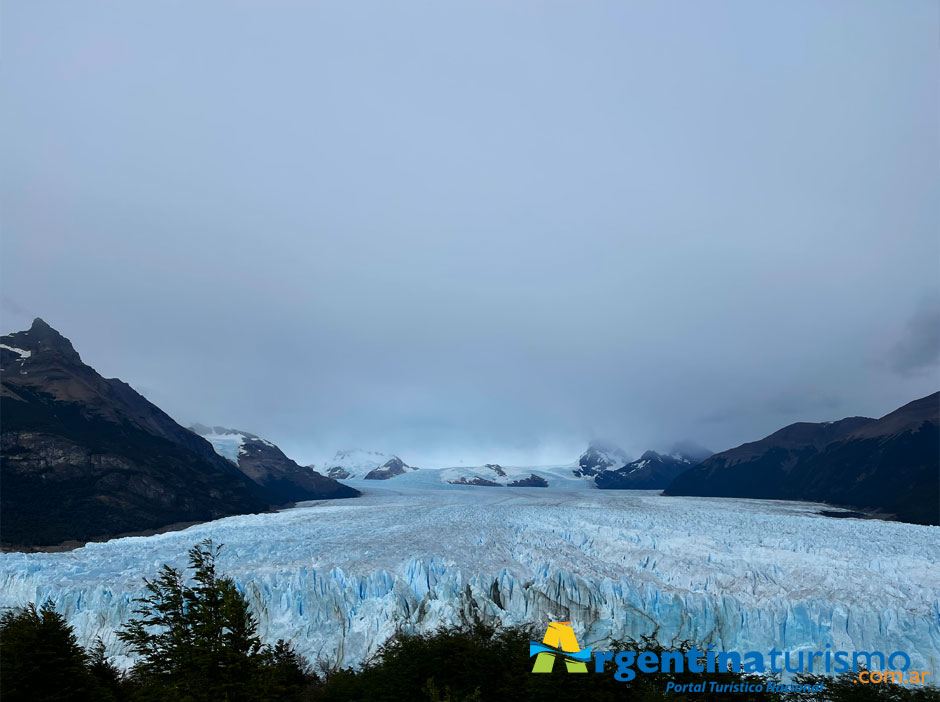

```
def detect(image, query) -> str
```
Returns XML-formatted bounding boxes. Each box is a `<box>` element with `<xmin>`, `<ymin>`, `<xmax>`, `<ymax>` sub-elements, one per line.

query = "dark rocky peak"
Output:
<box><xmin>574</xmin><ymin>440</ymin><xmax>629</xmax><ymax>477</ymax></box>
<box><xmin>484</xmin><ymin>463</ymin><xmax>507</xmax><ymax>477</ymax></box>
<box><xmin>594</xmin><ymin>449</ymin><xmax>698</xmax><ymax>490</ymax></box>
<box><xmin>189</xmin><ymin>423</ymin><xmax>358</xmax><ymax>501</ymax></box>
<box><xmin>2</xmin><ymin>320</ymin><xmax>215</xmax><ymax>457</ymax></box>
<box><xmin>3</xmin><ymin>318</ymin><xmax>82</xmax><ymax>364</ymax></box>
<box><xmin>507</xmin><ymin>474</ymin><xmax>548</xmax><ymax>488</ymax></box>
<box><xmin>363</xmin><ymin>455</ymin><xmax>417</xmax><ymax>480</ymax></box>
<box><xmin>848</xmin><ymin>392</ymin><xmax>939</xmax><ymax>440</ymax></box>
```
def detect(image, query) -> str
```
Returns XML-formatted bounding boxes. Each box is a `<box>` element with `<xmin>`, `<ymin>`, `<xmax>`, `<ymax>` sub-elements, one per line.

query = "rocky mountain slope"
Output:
<box><xmin>190</xmin><ymin>425</ymin><xmax>358</xmax><ymax>503</ymax></box>
<box><xmin>571</xmin><ymin>440</ymin><xmax>630</xmax><ymax>477</ymax></box>
<box><xmin>665</xmin><ymin>393</ymin><xmax>939</xmax><ymax>525</ymax></box>
<box><xmin>0</xmin><ymin>319</ymin><xmax>356</xmax><ymax>548</ymax></box>
<box><xmin>574</xmin><ymin>440</ymin><xmax>711</xmax><ymax>489</ymax></box>
<box><xmin>594</xmin><ymin>447</ymin><xmax>709</xmax><ymax>490</ymax></box>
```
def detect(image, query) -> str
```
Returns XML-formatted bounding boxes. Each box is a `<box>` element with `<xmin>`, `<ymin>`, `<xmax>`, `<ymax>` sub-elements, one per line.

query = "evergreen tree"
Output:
<box><xmin>260</xmin><ymin>639</ymin><xmax>317</xmax><ymax>700</ymax></box>
<box><xmin>87</xmin><ymin>637</ymin><xmax>126</xmax><ymax>701</ymax></box>
<box><xmin>118</xmin><ymin>539</ymin><xmax>311</xmax><ymax>701</ymax></box>
<box><xmin>0</xmin><ymin>601</ymin><xmax>99</xmax><ymax>701</ymax></box>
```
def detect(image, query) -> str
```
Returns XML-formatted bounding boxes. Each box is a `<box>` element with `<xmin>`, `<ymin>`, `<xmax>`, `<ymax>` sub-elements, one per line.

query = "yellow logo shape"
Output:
<box><xmin>530</xmin><ymin>622</ymin><xmax>589</xmax><ymax>673</ymax></box>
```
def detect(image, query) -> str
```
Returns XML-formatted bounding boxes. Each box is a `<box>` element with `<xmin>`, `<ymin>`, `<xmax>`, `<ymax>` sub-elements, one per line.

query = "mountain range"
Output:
<box><xmin>314</xmin><ymin>449</ymin><xmax>419</xmax><ymax>480</ymax></box>
<box><xmin>0</xmin><ymin>319</ymin><xmax>356</xmax><ymax>549</ymax></box>
<box><xmin>189</xmin><ymin>424</ymin><xmax>356</xmax><ymax>503</ymax></box>
<box><xmin>664</xmin><ymin>392</ymin><xmax>940</xmax><ymax>525</ymax></box>
<box><xmin>594</xmin><ymin>448</ymin><xmax>708</xmax><ymax>490</ymax></box>
<box><xmin>2</xmin><ymin>317</ymin><xmax>936</xmax><ymax>551</ymax></box>
<box><xmin>572</xmin><ymin>440</ymin><xmax>631</xmax><ymax>477</ymax></box>
<box><xmin>575</xmin><ymin>439</ymin><xmax>713</xmax><ymax>489</ymax></box>
<box><xmin>446</xmin><ymin>463</ymin><xmax>549</xmax><ymax>487</ymax></box>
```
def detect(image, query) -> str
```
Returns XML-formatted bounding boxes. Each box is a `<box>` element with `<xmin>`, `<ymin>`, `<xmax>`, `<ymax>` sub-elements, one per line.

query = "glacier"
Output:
<box><xmin>1</xmin><ymin>471</ymin><xmax>938</xmax><ymax>675</ymax></box>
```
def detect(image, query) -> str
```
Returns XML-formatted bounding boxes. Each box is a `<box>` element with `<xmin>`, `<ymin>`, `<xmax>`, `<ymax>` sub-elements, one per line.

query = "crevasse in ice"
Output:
<box><xmin>1</xmin><ymin>474</ymin><xmax>937</xmax><ymax>674</ymax></box>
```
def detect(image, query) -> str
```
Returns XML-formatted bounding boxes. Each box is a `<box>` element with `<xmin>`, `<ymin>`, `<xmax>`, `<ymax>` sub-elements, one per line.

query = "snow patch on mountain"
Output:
<box><xmin>573</xmin><ymin>440</ymin><xmax>630</xmax><ymax>477</ymax></box>
<box><xmin>316</xmin><ymin>449</ymin><xmax>417</xmax><ymax>480</ymax></box>
<box><xmin>441</xmin><ymin>463</ymin><xmax>557</xmax><ymax>487</ymax></box>
<box><xmin>203</xmin><ymin>433</ymin><xmax>246</xmax><ymax>463</ymax></box>
<box><xmin>190</xmin><ymin>425</ymin><xmax>276</xmax><ymax>464</ymax></box>
<box><xmin>0</xmin><ymin>344</ymin><xmax>31</xmax><ymax>359</ymax></box>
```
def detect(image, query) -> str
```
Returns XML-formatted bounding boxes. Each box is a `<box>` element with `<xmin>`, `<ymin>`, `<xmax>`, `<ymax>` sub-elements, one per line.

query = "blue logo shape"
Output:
<box><xmin>528</xmin><ymin>641</ymin><xmax>592</xmax><ymax>663</ymax></box>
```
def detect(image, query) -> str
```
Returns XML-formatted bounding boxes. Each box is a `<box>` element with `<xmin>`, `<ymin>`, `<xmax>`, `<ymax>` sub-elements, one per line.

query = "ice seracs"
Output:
<box><xmin>0</xmin><ymin>484</ymin><xmax>936</xmax><ymax>677</ymax></box>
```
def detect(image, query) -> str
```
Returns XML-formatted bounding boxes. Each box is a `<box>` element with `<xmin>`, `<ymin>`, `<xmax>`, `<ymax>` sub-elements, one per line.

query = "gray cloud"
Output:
<box><xmin>0</xmin><ymin>296</ymin><xmax>27</xmax><ymax>318</ymax></box>
<box><xmin>766</xmin><ymin>393</ymin><xmax>843</xmax><ymax>417</ymax></box>
<box><xmin>1</xmin><ymin>1</ymin><xmax>937</xmax><ymax>466</ymax></box>
<box><xmin>888</xmin><ymin>295</ymin><xmax>940</xmax><ymax>377</ymax></box>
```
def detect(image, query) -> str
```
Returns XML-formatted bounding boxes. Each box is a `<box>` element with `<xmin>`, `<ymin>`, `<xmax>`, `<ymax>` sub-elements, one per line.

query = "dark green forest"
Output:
<box><xmin>1</xmin><ymin>541</ymin><xmax>936</xmax><ymax>702</ymax></box>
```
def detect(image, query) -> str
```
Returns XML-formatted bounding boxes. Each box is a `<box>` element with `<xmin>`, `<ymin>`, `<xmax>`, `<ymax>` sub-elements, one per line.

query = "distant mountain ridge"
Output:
<box><xmin>574</xmin><ymin>440</ymin><xmax>712</xmax><ymax>489</ymax></box>
<box><xmin>1</xmin><ymin>319</ymin><xmax>357</xmax><ymax>549</ymax></box>
<box><xmin>315</xmin><ymin>449</ymin><xmax>419</xmax><ymax>480</ymax></box>
<box><xmin>573</xmin><ymin>440</ymin><xmax>631</xmax><ymax>477</ymax></box>
<box><xmin>445</xmin><ymin>463</ymin><xmax>549</xmax><ymax>487</ymax></box>
<box><xmin>190</xmin><ymin>424</ymin><xmax>357</xmax><ymax>503</ymax></box>
<box><xmin>595</xmin><ymin>448</ymin><xmax>708</xmax><ymax>490</ymax></box>
<box><xmin>665</xmin><ymin>393</ymin><xmax>940</xmax><ymax>525</ymax></box>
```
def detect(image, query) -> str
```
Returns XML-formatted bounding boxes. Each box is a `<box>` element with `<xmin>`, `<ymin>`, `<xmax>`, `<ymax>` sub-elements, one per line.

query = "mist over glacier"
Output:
<box><xmin>1</xmin><ymin>474</ymin><xmax>937</xmax><ymax>674</ymax></box>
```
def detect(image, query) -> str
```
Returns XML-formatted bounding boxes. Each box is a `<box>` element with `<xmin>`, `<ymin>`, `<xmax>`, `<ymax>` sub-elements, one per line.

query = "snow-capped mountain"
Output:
<box><xmin>443</xmin><ymin>463</ymin><xmax>548</xmax><ymax>487</ymax></box>
<box><xmin>0</xmin><ymin>319</ymin><xmax>271</xmax><ymax>548</ymax></box>
<box><xmin>190</xmin><ymin>425</ymin><xmax>276</xmax><ymax>464</ymax></box>
<box><xmin>594</xmin><ymin>449</ymin><xmax>701</xmax><ymax>490</ymax></box>
<box><xmin>0</xmin><ymin>317</ymin><xmax>361</xmax><ymax>548</ymax></box>
<box><xmin>361</xmin><ymin>456</ymin><xmax>415</xmax><ymax>480</ymax></box>
<box><xmin>571</xmin><ymin>439</ymin><xmax>712</xmax><ymax>490</ymax></box>
<box><xmin>572</xmin><ymin>440</ymin><xmax>630</xmax><ymax>477</ymax></box>
<box><xmin>316</xmin><ymin>449</ymin><xmax>419</xmax><ymax>480</ymax></box>
<box><xmin>0</xmin><ymin>318</ymin><xmax>359</xmax><ymax>547</ymax></box>
<box><xmin>190</xmin><ymin>425</ymin><xmax>358</xmax><ymax>503</ymax></box>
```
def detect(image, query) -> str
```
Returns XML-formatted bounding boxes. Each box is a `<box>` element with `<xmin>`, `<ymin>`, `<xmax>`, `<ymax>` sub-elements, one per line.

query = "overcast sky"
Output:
<box><xmin>2</xmin><ymin>0</ymin><xmax>937</xmax><ymax>467</ymax></box>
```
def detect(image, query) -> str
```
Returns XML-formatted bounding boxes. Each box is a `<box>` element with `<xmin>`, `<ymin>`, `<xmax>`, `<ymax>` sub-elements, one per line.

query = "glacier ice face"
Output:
<box><xmin>1</xmin><ymin>478</ymin><xmax>937</xmax><ymax>676</ymax></box>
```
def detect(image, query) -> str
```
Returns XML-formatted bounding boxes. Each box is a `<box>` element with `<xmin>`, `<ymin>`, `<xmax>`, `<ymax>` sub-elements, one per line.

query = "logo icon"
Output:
<box><xmin>529</xmin><ymin>622</ymin><xmax>591</xmax><ymax>673</ymax></box>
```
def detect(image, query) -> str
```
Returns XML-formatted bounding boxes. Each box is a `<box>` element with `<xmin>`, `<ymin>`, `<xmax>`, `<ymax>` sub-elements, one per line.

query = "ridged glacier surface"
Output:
<box><xmin>1</xmin><ymin>478</ymin><xmax>937</xmax><ymax>672</ymax></box>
